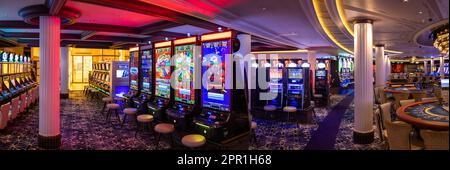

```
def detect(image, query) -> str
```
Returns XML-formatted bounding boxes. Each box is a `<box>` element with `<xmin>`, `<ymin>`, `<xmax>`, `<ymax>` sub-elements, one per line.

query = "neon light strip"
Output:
<box><xmin>313</xmin><ymin>0</ymin><xmax>353</xmax><ymax>54</ymax></box>
<box><xmin>155</xmin><ymin>41</ymin><xmax>172</xmax><ymax>48</ymax></box>
<box><xmin>201</xmin><ymin>31</ymin><xmax>232</xmax><ymax>41</ymax></box>
<box><xmin>335</xmin><ymin>0</ymin><xmax>403</xmax><ymax>54</ymax></box>
<box><xmin>129</xmin><ymin>47</ymin><xmax>139</xmax><ymax>52</ymax></box>
<box><xmin>251</xmin><ymin>49</ymin><xmax>308</xmax><ymax>54</ymax></box>
<box><xmin>174</xmin><ymin>37</ymin><xmax>196</xmax><ymax>45</ymax></box>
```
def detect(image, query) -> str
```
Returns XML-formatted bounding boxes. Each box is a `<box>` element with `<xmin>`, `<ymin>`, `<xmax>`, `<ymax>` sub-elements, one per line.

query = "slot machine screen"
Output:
<box><xmin>174</xmin><ymin>44</ymin><xmax>195</xmax><ymax>104</ymax></box>
<box><xmin>270</xmin><ymin>68</ymin><xmax>282</xmax><ymax>79</ymax></box>
<box><xmin>105</xmin><ymin>74</ymin><xmax>109</xmax><ymax>82</ymax></box>
<box><xmin>155</xmin><ymin>47</ymin><xmax>172</xmax><ymax>98</ymax></box>
<box><xmin>288</xmin><ymin>69</ymin><xmax>302</xmax><ymax>79</ymax></box>
<box><xmin>3</xmin><ymin>77</ymin><xmax>10</xmax><ymax>90</ymax></box>
<box><xmin>141</xmin><ymin>50</ymin><xmax>152</xmax><ymax>94</ymax></box>
<box><xmin>11</xmin><ymin>78</ymin><xmax>17</xmax><ymax>88</ymax></box>
<box><xmin>16</xmin><ymin>77</ymin><xmax>21</xmax><ymax>85</ymax></box>
<box><xmin>441</xmin><ymin>79</ymin><xmax>449</xmax><ymax>88</ymax></box>
<box><xmin>201</xmin><ymin>40</ymin><xmax>231</xmax><ymax>111</ymax></box>
<box><xmin>316</xmin><ymin>70</ymin><xmax>326</xmax><ymax>77</ymax></box>
<box><xmin>129</xmin><ymin>51</ymin><xmax>139</xmax><ymax>90</ymax></box>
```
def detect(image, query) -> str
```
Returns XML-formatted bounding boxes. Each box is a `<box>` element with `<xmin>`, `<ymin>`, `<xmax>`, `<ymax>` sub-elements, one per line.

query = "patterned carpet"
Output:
<box><xmin>0</xmin><ymin>91</ymin><xmax>385</xmax><ymax>150</ymax></box>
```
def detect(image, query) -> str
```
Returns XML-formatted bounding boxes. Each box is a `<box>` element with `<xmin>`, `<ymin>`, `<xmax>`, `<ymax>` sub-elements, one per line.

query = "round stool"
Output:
<box><xmin>283</xmin><ymin>106</ymin><xmax>297</xmax><ymax>122</ymax></box>
<box><xmin>182</xmin><ymin>134</ymin><xmax>206</xmax><ymax>149</ymax></box>
<box><xmin>251</xmin><ymin>121</ymin><xmax>257</xmax><ymax>144</ymax></box>
<box><xmin>154</xmin><ymin>123</ymin><xmax>175</xmax><ymax>149</ymax></box>
<box><xmin>100</xmin><ymin>97</ymin><xmax>113</xmax><ymax>116</ymax></box>
<box><xmin>135</xmin><ymin>114</ymin><xmax>154</xmax><ymax>137</ymax></box>
<box><xmin>263</xmin><ymin>105</ymin><xmax>277</xmax><ymax>119</ymax></box>
<box><xmin>122</xmin><ymin>108</ymin><xmax>138</xmax><ymax>128</ymax></box>
<box><xmin>106</xmin><ymin>103</ymin><xmax>121</xmax><ymax>126</ymax></box>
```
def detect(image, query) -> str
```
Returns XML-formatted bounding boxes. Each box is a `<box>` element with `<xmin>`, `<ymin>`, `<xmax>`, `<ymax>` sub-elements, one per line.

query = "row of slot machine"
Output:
<box><xmin>122</xmin><ymin>31</ymin><xmax>250</xmax><ymax>146</ymax></box>
<box><xmin>250</xmin><ymin>59</ymin><xmax>330</xmax><ymax>119</ymax></box>
<box><xmin>90</xmin><ymin>63</ymin><xmax>111</xmax><ymax>94</ymax></box>
<box><xmin>338</xmin><ymin>56</ymin><xmax>354</xmax><ymax>88</ymax></box>
<box><xmin>89</xmin><ymin>61</ymin><xmax>129</xmax><ymax>96</ymax></box>
<box><xmin>0</xmin><ymin>51</ymin><xmax>37</xmax><ymax>104</ymax></box>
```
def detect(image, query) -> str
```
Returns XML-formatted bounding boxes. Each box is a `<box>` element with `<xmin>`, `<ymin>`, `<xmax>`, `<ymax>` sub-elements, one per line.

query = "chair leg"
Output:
<box><xmin>155</xmin><ymin>133</ymin><xmax>161</xmax><ymax>148</ymax></box>
<box><xmin>135</xmin><ymin>122</ymin><xmax>141</xmax><ymax>138</ymax></box>
<box><xmin>121</xmin><ymin>114</ymin><xmax>127</xmax><ymax>128</ymax></box>
<box><xmin>100</xmin><ymin>102</ymin><xmax>107</xmax><ymax>116</ymax></box>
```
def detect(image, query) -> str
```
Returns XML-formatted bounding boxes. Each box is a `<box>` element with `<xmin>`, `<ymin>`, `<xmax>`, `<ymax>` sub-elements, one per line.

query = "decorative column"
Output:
<box><xmin>308</xmin><ymin>51</ymin><xmax>317</xmax><ymax>94</ymax></box>
<box><xmin>236</xmin><ymin>34</ymin><xmax>251</xmax><ymax>110</ymax></box>
<box><xmin>440</xmin><ymin>55</ymin><xmax>445</xmax><ymax>79</ymax></box>
<box><xmin>60</xmin><ymin>47</ymin><xmax>69</xmax><ymax>98</ymax></box>
<box><xmin>385</xmin><ymin>56</ymin><xmax>391</xmax><ymax>81</ymax></box>
<box><xmin>430</xmin><ymin>58</ymin><xmax>435</xmax><ymax>74</ymax></box>
<box><xmin>39</xmin><ymin>16</ymin><xmax>61</xmax><ymax>149</ymax></box>
<box><xmin>423</xmin><ymin>60</ymin><xmax>428</xmax><ymax>74</ymax></box>
<box><xmin>353</xmin><ymin>19</ymin><xmax>374</xmax><ymax>144</ymax></box>
<box><xmin>375</xmin><ymin>44</ymin><xmax>385</xmax><ymax>87</ymax></box>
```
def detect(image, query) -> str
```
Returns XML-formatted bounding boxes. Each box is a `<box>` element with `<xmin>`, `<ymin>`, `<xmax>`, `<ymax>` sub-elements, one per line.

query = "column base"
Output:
<box><xmin>353</xmin><ymin>130</ymin><xmax>374</xmax><ymax>144</ymax></box>
<box><xmin>60</xmin><ymin>93</ymin><xmax>69</xmax><ymax>99</ymax></box>
<box><xmin>38</xmin><ymin>134</ymin><xmax>61</xmax><ymax>149</ymax></box>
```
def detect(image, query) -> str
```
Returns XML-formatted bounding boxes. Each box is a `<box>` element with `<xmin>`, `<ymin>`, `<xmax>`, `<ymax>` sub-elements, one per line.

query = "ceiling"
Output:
<box><xmin>0</xmin><ymin>0</ymin><xmax>448</xmax><ymax>58</ymax></box>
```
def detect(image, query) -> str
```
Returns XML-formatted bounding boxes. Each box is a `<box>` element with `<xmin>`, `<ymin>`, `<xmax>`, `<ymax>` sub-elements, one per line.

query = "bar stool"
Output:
<box><xmin>106</xmin><ymin>103</ymin><xmax>121</xmax><ymax>126</ymax></box>
<box><xmin>122</xmin><ymin>108</ymin><xmax>138</xmax><ymax>128</ymax></box>
<box><xmin>114</xmin><ymin>97</ymin><xmax>125</xmax><ymax>110</ymax></box>
<box><xmin>263</xmin><ymin>105</ymin><xmax>276</xmax><ymax>119</ymax></box>
<box><xmin>83</xmin><ymin>85</ymin><xmax>90</xmax><ymax>95</ymax></box>
<box><xmin>90</xmin><ymin>89</ymin><xmax>99</xmax><ymax>99</ymax></box>
<box><xmin>100</xmin><ymin>97</ymin><xmax>113</xmax><ymax>116</ymax></box>
<box><xmin>283</xmin><ymin>106</ymin><xmax>300</xmax><ymax>128</ymax></box>
<box><xmin>250</xmin><ymin>121</ymin><xmax>257</xmax><ymax>145</ymax></box>
<box><xmin>182</xmin><ymin>134</ymin><xmax>206</xmax><ymax>149</ymax></box>
<box><xmin>135</xmin><ymin>114</ymin><xmax>154</xmax><ymax>137</ymax></box>
<box><xmin>154</xmin><ymin>123</ymin><xmax>175</xmax><ymax>149</ymax></box>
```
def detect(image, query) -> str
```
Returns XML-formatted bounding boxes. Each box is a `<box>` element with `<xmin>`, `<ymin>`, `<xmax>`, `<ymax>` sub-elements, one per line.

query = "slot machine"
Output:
<box><xmin>2</xmin><ymin>76</ymin><xmax>17</xmax><ymax>97</ymax></box>
<box><xmin>166</xmin><ymin>37</ymin><xmax>201</xmax><ymax>130</ymax></box>
<box><xmin>0</xmin><ymin>77</ymin><xmax>5</xmax><ymax>103</ymax></box>
<box><xmin>123</xmin><ymin>47</ymin><xmax>141</xmax><ymax>106</ymax></box>
<box><xmin>284</xmin><ymin>63</ymin><xmax>311</xmax><ymax>111</ymax></box>
<box><xmin>147</xmin><ymin>41</ymin><xmax>173</xmax><ymax>121</ymax></box>
<box><xmin>193</xmin><ymin>31</ymin><xmax>250</xmax><ymax>143</ymax></box>
<box><xmin>134</xmin><ymin>45</ymin><xmax>153</xmax><ymax>113</ymax></box>
<box><xmin>314</xmin><ymin>62</ymin><xmax>329</xmax><ymax>106</ymax></box>
<box><xmin>267</xmin><ymin>62</ymin><xmax>284</xmax><ymax>109</ymax></box>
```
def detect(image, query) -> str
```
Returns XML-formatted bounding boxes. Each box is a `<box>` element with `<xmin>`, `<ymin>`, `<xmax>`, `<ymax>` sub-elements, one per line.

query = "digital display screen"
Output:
<box><xmin>270</xmin><ymin>69</ymin><xmax>283</xmax><ymax>79</ymax></box>
<box><xmin>441</xmin><ymin>79</ymin><xmax>449</xmax><ymax>88</ymax></box>
<box><xmin>316</xmin><ymin>70</ymin><xmax>326</xmax><ymax>77</ymax></box>
<box><xmin>201</xmin><ymin>40</ymin><xmax>231</xmax><ymax>111</ymax></box>
<box><xmin>105</xmin><ymin>75</ymin><xmax>109</xmax><ymax>82</ymax></box>
<box><xmin>129</xmin><ymin>51</ymin><xmax>139</xmax><ymax>90</ymax></box>
<box><xmin>174</xmin><ymin>44</ymin><xmax>195</xmax><ymax>104</ymax></box>
<box><xmin>3</xmin><ymin>80</ymin><xmax>10</xmax><ymax>90</ymax></box>
<box><xmin>155</xmin><ymin>47</ymin><xmax>172</xmax><ymax>98</ymax></box>
<box><xmin>116</xmin><ymin>70</ymin><xmax>127</xmax><ymax>78</ymax></box>
<box><xmin>288</xmin><ymin>69</ymin><xmax>302</xmax><ymax>79</ymax></box>
<box><xmin>141</xmin><ymin>50</ymin><xmax>152</xmax><ymax>94</ymax></box>
<box><xmin>11</xmin><ymin>79</ymin><xmax>17</xmax><ymax>88</ymax></box>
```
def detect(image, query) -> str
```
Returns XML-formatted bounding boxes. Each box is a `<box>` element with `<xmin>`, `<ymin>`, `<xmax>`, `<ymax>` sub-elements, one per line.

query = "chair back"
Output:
<box><xmin>392</xmin><ymin>93</ymin><xmax>409</xmax><ymax>108</ymax></box>
<box><xmin>420</xmin><ymin>130</ymin><xmax>449</xmax><ymax>150</ymax></box>
<box><xmin>400</xmin><ymin>99</ymin><xmax>415</xmax><ymax>106</ymax></box>
<box><xmin>379</xmin><ymin>102</ymin><xmax>393</xmax><ymax>128</ymax></box>
<box><xmin>422</xmin><ymin>97</ymin><xmax>437</xmax><ymax>102</ymax></box>
<box><xmin>20</xmin><ymin>93</ymin><xmax>27</xmax><ymax>113</ymax></box>
<box><xmin>385</xmin><ymin>121</ymin><xmax>413</xmax><ymax>150</ymax></box>
<box><xmin>10</xmin><ymin>97</ymin><xmax>20</xmax><ymax>120</ymax></box>
<box><xmin>412</xmin><ymin>92</ymin><xmax>426</xmax><ymax>102</ymax></box>
<box><xmin>373</xmin><ymin>108</ymin><xmax>383</xmax><ymax>140</ymax></box>
<box><xmin>0</xmin><ymin>103</ymin><xmax>11</xmax><ymax>129</ymax></box>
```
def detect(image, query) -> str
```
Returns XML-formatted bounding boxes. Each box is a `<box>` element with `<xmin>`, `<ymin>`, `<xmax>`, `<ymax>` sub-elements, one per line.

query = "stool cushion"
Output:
<box><xmin>263</xmin><ymin>105</ymin><xmax>277</xmax><ymax>111</ymax></box>
<box><xmin>182</xmin><ymin>134</ymin><xmax>206</xmax><ymax>148</ymax></box>
<box><xmin>251</xmin><ymin>121</ymin><xmax>257</xmax><ymax>129</ymax></box>
<box><xmin>137</xmin><ymin>114</ymin><xmax>154</xmax><ymax>123</ymax></box>
<box><xmin>102</xmin><ymin>97</ymin><xmax>113</xmax><ymax>102</ymax></box>
<box><xmin>283</xmin><ymin>106</ymin><xmax>297</xmax><ymax>112</ymax></box>
<box><xmin>106</xmin><ymin>103</ymin><xmax>120</xmax><ymax>109</ymax></box>
<box><xmin>90</xmin><ymin>89</ymin><xmax>98</xmax><ymax>92</ymax></box>
<box><xmin>123</xmin><ymin>108</ymin><xmax>137</xmax><ymax>115</ymax></box>
<box><xmin>154</xmin><ymin>123</ymin><xmax>175</xmax><ymax>134</ymax></box>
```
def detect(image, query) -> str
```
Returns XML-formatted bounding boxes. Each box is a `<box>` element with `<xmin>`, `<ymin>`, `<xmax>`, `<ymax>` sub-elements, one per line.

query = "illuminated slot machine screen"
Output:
<box><xmin>201</xmin><ymin>40</ymin><xmax>231</xmax><ymax>112</ymax></box>
<box><xmin>3</xmin><ymin>77</ymin><xmax>11</xmax><ymax>91</ymax></box>
<box><xmin>270</xmin><ymin>68</ymin><xmax>282</xmax><ymax>79</ymax></box>
<box><xmin>174</xmin><ymin>44</ymin><xmax>195</xmax><ymax>104</ymax></box>
<box><xmin>155</xmin><ymin>47</ymin><xmax>172</xmax><ymax>99</ymax></box>
<box><xmin>10</xmin><ymin>77</ymin><xmax>17</xmax><ymax>89</ymax></box>
<box><xmin>129</xmin><ymin>51</ymin><xmax>139</xmax><ymax>90</ymax></box>
<box><xmin>105</xmin><ymin>74</ymin><xmax>109</xmax><ymax>82</ymax></box>
<box><xmin>316</xmin><ymin>70</ymin><xmax>326</xmax><ymax>77</ymax></box>
<box><xmin>288</xmin><ymin>69</ymin><xmax>303</xmax><ymax>79</ymax></box>
<box><xmin>141</xmin><ymin>50</ymin><xmax>152</xmax><ymax>94</ymax></box>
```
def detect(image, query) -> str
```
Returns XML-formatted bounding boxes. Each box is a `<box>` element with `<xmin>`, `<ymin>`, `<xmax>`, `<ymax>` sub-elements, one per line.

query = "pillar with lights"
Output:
<box><xmin>308</xmin><ymin>51</ymin><xmax>317</xmax><ymax>94</ymax></box>
<box><xmin>375</xmin><ymin>44</ymin><xmax>385</xmax><ymax>87</ymax></box>
<box><xmin>353</xmin><ymin>19</ymin><xmax>374</xmax><ymax>144</ymax></box>
<box><xmin>39</xmin><ymin>16</ymin><xmax>62</xmax><ymax>149</ymax></box>
<box><xmin>386</xmin><ymin>56</ymin><xmax>391</xmax><ymax>81</ymax></box>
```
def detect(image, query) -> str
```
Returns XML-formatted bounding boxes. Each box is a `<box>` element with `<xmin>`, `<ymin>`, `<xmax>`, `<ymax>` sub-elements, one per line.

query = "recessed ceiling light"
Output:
<box><xmin>261</xmin><ymin>7</ymin><xmax>267</xmax><ymax>11</ymax></box>
<box><xmin>419</xmin><ymin>11</ymin><xmax>423</xmax><ymax>14</ymax></box>
<box><xmin>403</xmin><ymin>0</ymin><xmax>408</xmax><ymax>2</ymax></box>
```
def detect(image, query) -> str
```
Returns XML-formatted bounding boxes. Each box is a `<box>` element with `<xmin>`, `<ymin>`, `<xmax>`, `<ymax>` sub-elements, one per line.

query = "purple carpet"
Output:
<box><xmin>304</xmin><ymin>90</ymin><xmax>354</xmax><ymax>150</ymax></box>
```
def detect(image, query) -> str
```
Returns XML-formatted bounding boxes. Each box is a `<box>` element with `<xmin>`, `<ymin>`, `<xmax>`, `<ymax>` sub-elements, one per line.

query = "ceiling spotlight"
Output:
<box><xmin>187</xmin><ymin>33</ymin><xmax>191</xmax><ymax>37</ymax></box>
<box><xmin>403</xmin><ymin>0</ymin><xmax>408</xmax><ymax>2</ymax></box>
<box><xmin>419</xmin><ymin>11</ymin><xmax>423</xmax><ymax>14</ymax></box>
<box><xmin>165</xmin><ymin>37</ymin><xmax>169</xmax><ymax>41</ymax></box>
<box><xmin>218</xmin><ymin>27</ymin><xmax>223</xmax><ymax>32</ymax></box>
<box><xmin>135</xmin><ymin>43</ymin><xmax>139</xmax><ymax>46</ymax></box>
<box><xmin>148</xmin><ymin>41</ymin><xmax>151</xmax><ymax>44</ymax></box>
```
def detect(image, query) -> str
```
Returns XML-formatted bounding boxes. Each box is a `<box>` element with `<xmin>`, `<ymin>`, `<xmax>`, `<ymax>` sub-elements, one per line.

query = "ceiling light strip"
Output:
<box><xmin>313</xmin><ymin>0</ymin><xmax>354</xmax><ymax>54</ymax></box>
